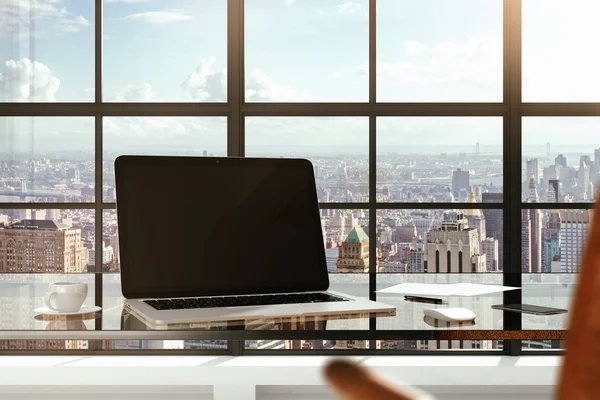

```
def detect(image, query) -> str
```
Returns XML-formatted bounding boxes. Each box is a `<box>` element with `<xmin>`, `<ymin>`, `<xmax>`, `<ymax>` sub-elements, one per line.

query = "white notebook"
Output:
<box><xmin>376</xmin><ymin>282</ymin><xmax>519</xmax><ymax>297</ymax></box>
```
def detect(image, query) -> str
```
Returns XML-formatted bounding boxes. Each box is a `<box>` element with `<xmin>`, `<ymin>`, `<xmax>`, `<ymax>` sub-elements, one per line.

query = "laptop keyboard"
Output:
<box><xmin>143</xmin><ymin>293</ymin><xmax>350</xmax><ymax>311</ymax></box>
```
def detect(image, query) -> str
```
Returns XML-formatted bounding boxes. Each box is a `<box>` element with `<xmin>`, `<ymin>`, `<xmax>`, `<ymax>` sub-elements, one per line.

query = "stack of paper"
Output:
<box><xmin>375</xmin><ymin>283</ymin><xmax>519</xmax><ymax>297</ymax></box>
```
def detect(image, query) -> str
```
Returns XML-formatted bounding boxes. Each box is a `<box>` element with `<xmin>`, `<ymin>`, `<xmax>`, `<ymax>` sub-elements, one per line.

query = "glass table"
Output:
<box><xmin>0</xmin><ymin>273</ymin><xmax>571</xmax><ymax>340</ymax></box>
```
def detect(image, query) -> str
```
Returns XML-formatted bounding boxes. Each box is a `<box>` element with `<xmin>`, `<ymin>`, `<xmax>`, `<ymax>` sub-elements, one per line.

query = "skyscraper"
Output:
<box><xmin>410</xmin><ymin>212</ymin><xmax>439</xmax><ymax>239</ymax></box>
<box><xmin>46</xmin><ymin>209</ymin><xmax>58</xmax><ymax>221</ymax></box>
<box><xmin>329</xmin><ymin>211</ymin><xmax>358</xmax><ymax>242</ymax></box>
<box><xmin>336</xmin><ymin>226</ymin><xmax>371</xmax><ymax>273</ymax></box>
<box><xmin>578</xmin><ymin>162</ymin><xmax>590</xmax><ymax>199</ymax></box>
<box><xmin>321</xmin><ymin>218</ymin><xmax>326</xmax><ymax>248</ymax></box>
<box><xmin>547</xmin><ymin>180</ymin><xmax>559</xmax><ymax>203</ymax></box>
<box><xmin>0</xmin><ymin>220</ymin><xmax>86</xmax><ymax>273</ymax></box>
<box><xmin>463</xmin><ymin>188</ymin><xmax>486</xmax><ymax>244</ymax></box>
<box><xmin>542</xmin><ymin>166</ymin><xmax>559</xmax><ymax>195</ymax></box>
<box><xmin>525</xmin><ymin>174</ymin><xmax>542</xmax><ymax>273</ymax></box>
<box><xmin>541</xmin><ymin>209</ymin><xmax>561</xmax><ymax>273</ymax></box>
<box><xmin>482</xmin><ymin>193</ymin><xmax>503</xmax><ymax>270</ymax></box>
<box><xmin>452</xmin><ymin>168</ymin><xmax>470</xmax><ymax>195</ymax></box>
<box><xmin>560</xmin><ymin>209</ymin><xmax>593</xmax><ymax>273</ymax></box>
<box><xmin>521</xmin><ymin>209</ymin><xmax>531</xmax><ymax>273</ymax></box>
<box><xmin>425</xmin><ymin>211</ymin><xmax>486</xmax><ymax>273</ymax></box>
<box><xmin>526</xmin><ymin>158</ymin><xmax>539</xmax><ymax>184</ymax></box>
<box><xmin>542</xmin><ymin>232</ymin><xmax>561</xmax><ymax>273</ymax></box>
<box><xmin>595</xmin><ymin>148</ymin><xmax>600</xmax><ymax>167</ymax></box>
<box><xmin>555</xmin><ymin>154</ymin><xmax>567</xmax><ymax>168</ymax></box>
<box><xmin>395</xmin><ymin>224</ymin><xmax>417</xmax><ymax>243</ymax></box>
<box><xmin>408</xmin><ymin>237</ymin><xmax>425</xmax><ymax>273</ymax></box>
<box><xmin>481</xmin><ymin>237</ymin><xmax>499</xmax><ymax>272</ymax></box>
<box><xmin>580</xmin><ymin>155</ymin><xmax>592</xmax><ymax>167</ymax></box>
<box><xmin>88</xmin><ymin>242</ymin><xmax>114</xmax><ymax>269</ymax></box>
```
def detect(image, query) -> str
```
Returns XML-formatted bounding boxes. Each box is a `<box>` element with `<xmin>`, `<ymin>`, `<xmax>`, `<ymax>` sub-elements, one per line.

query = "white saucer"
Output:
<box><xmin>34</xmin><ymin>305</ymin><xmax>102</xmax><ymax>316</ymax></box>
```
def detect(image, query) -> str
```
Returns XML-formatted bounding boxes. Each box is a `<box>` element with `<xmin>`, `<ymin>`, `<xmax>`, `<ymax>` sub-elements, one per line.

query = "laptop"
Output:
<box><xmin>115</xmin><ymin>155</ymin><xmax>395</xmax><ymax>327</ymax></box>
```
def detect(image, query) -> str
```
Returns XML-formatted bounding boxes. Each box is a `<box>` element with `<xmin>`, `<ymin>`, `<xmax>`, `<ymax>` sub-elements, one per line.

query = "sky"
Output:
<box><xmin>0</xmin><ymin>0</ymin><xmax>599</xmax><ymax>153</ymax></box>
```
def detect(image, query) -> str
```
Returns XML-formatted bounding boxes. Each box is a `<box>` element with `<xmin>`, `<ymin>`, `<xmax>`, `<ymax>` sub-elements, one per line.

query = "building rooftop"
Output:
<box><xmin>463</xmin><ymin>188</ymin><xmax>482</xmax><ymax>217</ymax></box>
<box><xmin>9</xmin><ymin>220</ymin><xmax>58</xmax><ymax>230</ymax></box>
<box><xmin>344</xmin><ymin>226</ymin><xmax>369</xmax><ymax>243</ymax></box>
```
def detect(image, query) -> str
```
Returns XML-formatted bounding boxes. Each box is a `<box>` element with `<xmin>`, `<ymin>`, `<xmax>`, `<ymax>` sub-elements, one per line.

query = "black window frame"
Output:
<box><xmin>0</xmin><ymin>0</ymin><xmax>592</xmax><ymax>355</ymax></box>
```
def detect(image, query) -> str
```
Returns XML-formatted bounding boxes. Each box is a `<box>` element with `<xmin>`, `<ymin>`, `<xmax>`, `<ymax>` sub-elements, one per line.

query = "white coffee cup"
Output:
<box><xmin>44</xmin><ymin>282</ymin><xmax>88</xmax><ymax>313</ymax></box>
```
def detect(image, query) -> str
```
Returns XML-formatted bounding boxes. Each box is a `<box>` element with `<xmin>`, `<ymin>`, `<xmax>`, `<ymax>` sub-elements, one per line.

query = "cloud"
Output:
<box><xmin>522</xmin><ymin>1</ymin><xmax>600</xmax><ymax>102</ymax></box>
<box><xmin>105</xmin><ymin>117</ymin><xmax>192</xmax><ymax>138</ymax></box>
<box><xmin>105</xmin><ymin>63</ymin><xmax>326</xmax><ymax>103</ymax></box>
<box><xmin>0</xmin><ymin>58</ymin><xmax>60</xmax><ymax>102</ymax></box>
<box><xmin>0</xmin><ymin>0</ymin><xmax>89</xmax><ymax>38</ymax></box>
<box><xmin>122</xmin><ymin>11</ymin><xmax>192</xmax><ymax>23</ymax></box>
<box><xmin>246</xmin><ymin>69</ymin><xmax>311</xmax><ymax>102</ymax></box>
<box><xmin>107</xmin><ymin>83</ymin><xmax>155</xmax><ymax>102</ymax></box>
<box><xmin>285</xmin><ymin>0</ymin><xmax>296</xmax><ymax>5</ymax></box>
<box><xmin>103</xmin><ymin>57</ymin><xmax>226</xmax><ymax>102</ymax></box>
<box><xmin>55</xmin><ymin>15</ymin><xmax>89</xmax><ymax>34</ymax></box>
<box><xmin>404</xmin><ymin>40</ymin><xmax>426</xmax><ymax>55</ymax></box>
<box><xmin>376</xmin><ymin>35</ymin><xmax>502</xmax><ymax>101</ymax></box>
<box><xmin>333</xmin><ymin>72</ymin><xmax>343</xmax><ymax>79</ymax></box>
<box><xmin>103</xmin><ymin>116</ymin><xmax>227</xmax><ymax>152</ymax></box>
<box><xmin>337</xmin><ymin>2</ymin><xmax>361</xmax><ymax>14</ymax></box>
<box><xmin>0</xmin><ymin>0</ymin><xmax>68</xmax><ymax>21</ymax></box>
<box><xmin>181</xmin><ymin>57</ymin><xmax>227</xmax><ymax>101</ymax></box>
<box><xmin>104</xmin><ymin>58</ymin><xmax>309</xmax><ymax>103</ymax></box>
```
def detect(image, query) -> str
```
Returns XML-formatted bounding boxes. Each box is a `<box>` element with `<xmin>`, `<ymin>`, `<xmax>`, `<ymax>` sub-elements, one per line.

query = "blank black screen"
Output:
<box><xmin>115</xmin><ymin>156</ymin><xmax>329</xmax><ymax>299</ymax></box>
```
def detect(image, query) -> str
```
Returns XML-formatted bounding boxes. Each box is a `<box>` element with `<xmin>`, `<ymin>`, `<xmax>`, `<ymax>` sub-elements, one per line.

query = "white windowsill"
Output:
<box><xmin>0</xmin><ymin>356</ymin><xmax>560</xmax><ymax>398</ymax></box>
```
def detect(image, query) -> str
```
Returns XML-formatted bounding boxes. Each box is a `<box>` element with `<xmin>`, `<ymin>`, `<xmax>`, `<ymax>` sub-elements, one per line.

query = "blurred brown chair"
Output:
<box><xmin>556</xmin><ymin>195</ymin><xmax>600</xmax><ymax>399</ymax></box>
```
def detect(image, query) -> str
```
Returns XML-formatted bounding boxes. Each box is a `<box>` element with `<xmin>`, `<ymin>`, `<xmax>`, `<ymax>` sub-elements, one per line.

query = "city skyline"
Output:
<box><xmin>2</xmin><ymin>147</ymin><xmax>600</xmax><ymax>204</ymax></box>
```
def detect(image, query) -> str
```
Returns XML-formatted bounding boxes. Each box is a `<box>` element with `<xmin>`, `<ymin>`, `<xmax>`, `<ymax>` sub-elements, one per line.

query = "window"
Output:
<box><xmin>245</xmin><ymin>0</ymin><xmax>368</xmax><ymax>102</ymax></box>
<box><xmin>103</xmin><ymin>0</ymin><xmax>227</xmax><ymax>102</ymax></box>
<box><xmin>0</xmin><ymin>1</ymin><xmax>95</xmax><ymax>103</ymax></box>
<box><xmin>1</xmin><ymin>0</ymin><xmax>582</xmax><ymax>355</ymax></box>
<box><xmin>5</xmin><ymin>240</ymin><xmax>16</xmax><ymax>267</ymax></box>
<box><xmin>522</xmin><ymin>0</ymin><xmax>600</xmax><ymax>102</ymax></box>
<box><xmin>377</xmin><ymin>0</ymin><xmax>503</xmax><ymax>102</ymax></box>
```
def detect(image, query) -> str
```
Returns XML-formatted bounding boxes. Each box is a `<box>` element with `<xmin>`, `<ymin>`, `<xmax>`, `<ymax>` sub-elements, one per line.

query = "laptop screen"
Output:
<box><xmin>115</xmin><ymin>156</ymin><xmax>329</xmax><ymax>298</ymax></box>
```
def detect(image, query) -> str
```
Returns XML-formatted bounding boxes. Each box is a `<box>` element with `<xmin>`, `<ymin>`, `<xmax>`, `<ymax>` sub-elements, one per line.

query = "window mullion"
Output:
<box><xmin>228</xmin><ymin>0</ymin><xmax>244</xmax><ymax>157</ymax></box>
<box><xmin>503</xmin><ymin>0</ymin><xmax>523</xmax><ymax>355</ymax></box>
<box><xmin>368</xmin><ymin>0</ymin><xmax>377</xmax><ymax>342</ymax></box>
<box><xmin>94</xmin><ymin>0</ymin><xmax>103</xmax><ymax>330</ymax></box>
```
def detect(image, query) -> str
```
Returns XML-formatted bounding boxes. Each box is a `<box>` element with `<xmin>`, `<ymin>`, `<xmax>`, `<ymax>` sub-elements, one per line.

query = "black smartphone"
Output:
<box><xmin>404</xmin><ymin>296</ymin><xmax>447</xmax><ymax>305</ymax></box>
<box><xmin>491</xmin><ymin>304</ymin><xmax>568</xmax><ymax>315</ymax></box>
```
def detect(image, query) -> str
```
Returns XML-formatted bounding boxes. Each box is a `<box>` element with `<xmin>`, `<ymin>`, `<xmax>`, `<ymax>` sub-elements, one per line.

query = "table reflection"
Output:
<box><xmin>423</xmin><ymin>316</ymin><xmax>476</xmax><ymax>329</ymax></box>
<box><xmin>120</xmin><ymin>307</ymin><xmax>393</xmax><ymax>331</ymax></box>
<box><xmin>43</xmin><ymin>319</ymin><xmax>89</xmax><ymax>331</ymax></box>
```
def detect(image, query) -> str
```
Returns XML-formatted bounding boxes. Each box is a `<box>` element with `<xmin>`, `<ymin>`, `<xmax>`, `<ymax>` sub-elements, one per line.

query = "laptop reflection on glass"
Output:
<box><xmin>115</xmin><ymin>156</ymin><xmax>394</xmax><ymax>328</ymax></box>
